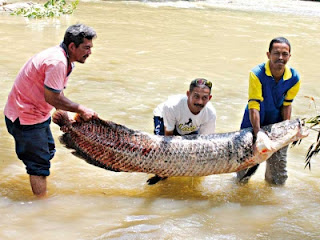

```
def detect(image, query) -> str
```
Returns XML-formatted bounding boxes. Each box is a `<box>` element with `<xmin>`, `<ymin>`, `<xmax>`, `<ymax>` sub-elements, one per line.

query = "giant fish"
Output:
<box><xmin>52</xmin><ymin>110</ymin><xmax>308</xmax><ymax>177</ymax></box>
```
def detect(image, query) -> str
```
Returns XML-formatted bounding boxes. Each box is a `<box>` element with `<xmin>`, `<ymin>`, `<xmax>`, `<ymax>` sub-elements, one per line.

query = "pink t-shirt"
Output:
<box><xmin>4</xmin><ymin>45</ymin><xmax>71</xmax><ymax>125</ymax></box>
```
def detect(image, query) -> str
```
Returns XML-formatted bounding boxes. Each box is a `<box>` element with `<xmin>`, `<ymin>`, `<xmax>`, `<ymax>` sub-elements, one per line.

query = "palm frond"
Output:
<box><xmin>304</xmin><ymin>117</ymin><xmax>320</xmax><ymax>169</ymax></box>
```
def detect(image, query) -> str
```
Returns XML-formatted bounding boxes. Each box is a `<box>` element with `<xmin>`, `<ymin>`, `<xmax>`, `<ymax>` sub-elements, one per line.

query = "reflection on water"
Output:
<box><xmin>1</xmin><ymin>0</ymin><xmax>320</xmax><ymax>239</ymax></box>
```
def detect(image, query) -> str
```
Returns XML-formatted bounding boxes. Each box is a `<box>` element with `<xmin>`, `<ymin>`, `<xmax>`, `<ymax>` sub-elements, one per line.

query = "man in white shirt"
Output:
<box><xmin>149</xmin><ymin>78</ymin><xmax>217</xmax><ymax>184</ymax></box>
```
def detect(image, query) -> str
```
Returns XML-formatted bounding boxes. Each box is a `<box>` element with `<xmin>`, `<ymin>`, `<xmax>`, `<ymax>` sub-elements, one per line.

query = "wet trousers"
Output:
<box><xmin>237</xmin><ymin>146</ymin><xmax>289</xmax><ymax>185</ymax></box>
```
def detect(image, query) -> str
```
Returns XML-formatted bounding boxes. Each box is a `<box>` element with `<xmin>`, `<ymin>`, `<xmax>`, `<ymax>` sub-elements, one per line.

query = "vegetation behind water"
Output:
<box><xmin>11</xmin><ymin>0</ymin><xmax>79</xmax><ymax>18</ymax></box>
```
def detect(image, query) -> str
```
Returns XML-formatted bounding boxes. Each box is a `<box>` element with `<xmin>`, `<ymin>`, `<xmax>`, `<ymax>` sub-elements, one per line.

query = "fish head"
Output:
<box><xmin>253</xmin><ymin>119</ymin><xmax>309</xmax><ymax>162</ymax></box>
<box><xmin>270</xmin><ymin>118</ymin><xmax>309</xmax><ymax>143</ymax></box>
<box><xmin>52</xmin><ymin>110</ymin><xmax>72</xmax><ymax>127</ymax></box>
<box><xmin>294</xmin><ymin>118</ymin><xmax>310</xmax><ymax>140</ymax></box>
<box><xmin>258</xmin><ymin>119</ymin><xmax>309</xmax><ymax>153</ymax></box>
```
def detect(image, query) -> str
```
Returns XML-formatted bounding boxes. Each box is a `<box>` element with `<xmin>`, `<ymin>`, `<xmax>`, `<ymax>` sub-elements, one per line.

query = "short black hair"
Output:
<box><xmin>269</xmin><ymin>37</ymin><xmax>291</xmax><ymax>53</ymax></box>
<box><xmin>189</xmin><ymin>78</ymin><xmax>212</xmax><ymax>92</ymax></box>
<box><xmin>63</xmin><ymin>24</ymin><xmax>97</xmax><ymax>48</ymax></box>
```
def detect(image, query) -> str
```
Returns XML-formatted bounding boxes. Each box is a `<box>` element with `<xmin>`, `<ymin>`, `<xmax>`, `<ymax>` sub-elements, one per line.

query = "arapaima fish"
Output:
<box><xmin>52</xmin><ymin>110</ymin><xmax>308</xmax><ymax>177</ymax></box>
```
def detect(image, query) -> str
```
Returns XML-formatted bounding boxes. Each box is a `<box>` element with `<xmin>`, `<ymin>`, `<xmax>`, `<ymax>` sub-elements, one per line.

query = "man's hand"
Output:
<box><xmin>45</xmin><ymin>89</ymin><xmax>97</xmax><ymax>121</ymax></box>
<box><xmin>78</xmin><ymin>105</ymin><xmax>98</xmax><ymax>121</ymax></box>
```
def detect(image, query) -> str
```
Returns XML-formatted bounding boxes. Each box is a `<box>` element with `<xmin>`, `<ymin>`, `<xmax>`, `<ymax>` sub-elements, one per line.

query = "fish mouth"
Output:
<box><xmin>297</xmin><ymin>119</ymin><xmax>309</xmax><ymax>139</ymax></box>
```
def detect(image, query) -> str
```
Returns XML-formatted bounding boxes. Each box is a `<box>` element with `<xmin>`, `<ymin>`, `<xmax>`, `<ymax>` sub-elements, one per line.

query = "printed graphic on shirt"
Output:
<box><xmin>178</xmin><ymin>118</ymin><xmax>197</xmax><ymax>132</ymax></box>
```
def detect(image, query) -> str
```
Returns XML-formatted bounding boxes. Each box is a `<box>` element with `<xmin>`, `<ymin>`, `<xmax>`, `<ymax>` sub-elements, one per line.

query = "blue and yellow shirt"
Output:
<box><xmin>240</xmin><ymin>60</ymin><xmax>300</xmax><ymax>129</ymax></box>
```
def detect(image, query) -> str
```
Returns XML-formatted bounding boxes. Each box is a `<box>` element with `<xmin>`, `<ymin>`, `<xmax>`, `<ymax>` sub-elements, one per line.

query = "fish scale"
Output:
<box><xmin>53</xmin><ymin>110</ymin><xmax>308</xmax><ymax>177</ymax></box>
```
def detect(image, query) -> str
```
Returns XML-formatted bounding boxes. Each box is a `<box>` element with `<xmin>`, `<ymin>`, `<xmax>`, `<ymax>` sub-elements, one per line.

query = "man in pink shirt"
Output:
<box><xmin>4</xmin><ymin>24</ymin><xmax>97</xmax><ymax>197</ymax></box>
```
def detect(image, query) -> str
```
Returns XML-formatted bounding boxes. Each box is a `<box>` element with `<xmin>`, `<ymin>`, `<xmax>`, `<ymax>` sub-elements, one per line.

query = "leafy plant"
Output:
<box><xmin>11</xmin><ymin>0</ymin><xmax>79</xmax><ymax>18</ymax></box>
<box><xmin>298</xmin><ymin>96</ymin><xmax>320</xmax><ymax>169</ymax></box>
<box><xmin>304</xmin><ymin>115</ymin><xmax>320</xmax><ymax>169</ymax></box>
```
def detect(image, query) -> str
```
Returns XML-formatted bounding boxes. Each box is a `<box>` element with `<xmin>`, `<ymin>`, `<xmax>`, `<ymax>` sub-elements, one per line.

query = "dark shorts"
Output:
<box><xmin>153</xmin><ymin>116</ymin><xmax>165</xmax><ymax>136</ymax></box>
<box><xmin>5</xmin><ymin>116</ymin><xmax>56</xmax><ymax>176</ymax></box>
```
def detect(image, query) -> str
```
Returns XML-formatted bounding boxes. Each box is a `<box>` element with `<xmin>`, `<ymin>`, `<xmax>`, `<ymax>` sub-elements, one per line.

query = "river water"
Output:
<box><xmin>0</xmin><ymin>0</ymin><xmax>320</xmax><ymax>239</ymax></box>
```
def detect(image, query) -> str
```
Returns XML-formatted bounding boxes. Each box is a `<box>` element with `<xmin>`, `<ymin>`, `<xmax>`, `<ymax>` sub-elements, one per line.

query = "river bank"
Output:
<box><xmin>1</xmin><ymin>0</ymin><xmax>320</xmax><ymax>17</ymax></box>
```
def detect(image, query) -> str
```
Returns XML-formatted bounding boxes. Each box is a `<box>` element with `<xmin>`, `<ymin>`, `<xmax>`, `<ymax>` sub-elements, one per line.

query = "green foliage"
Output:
<box><xmin>11</xmin><ymin>0</ymin><xmax>79</xmax><ymax>18</ymax></box>
<box><xmin>304</xmin><ymin>115</ymin><xmax>320</xmax><ymax>169</ymax></box>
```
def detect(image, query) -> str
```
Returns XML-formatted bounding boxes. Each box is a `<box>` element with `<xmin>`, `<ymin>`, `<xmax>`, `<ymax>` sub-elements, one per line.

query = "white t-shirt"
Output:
<box><xmin>153</xmin><ymin>94</ymin><xmax>216</xmax><ymax>135</ymax></box>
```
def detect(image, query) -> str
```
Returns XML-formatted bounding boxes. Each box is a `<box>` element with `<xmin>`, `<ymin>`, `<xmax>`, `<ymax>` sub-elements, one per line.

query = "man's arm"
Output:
<box><xmin>281</xmin><ymin>78</ymin><xmax>299</xmax><ymax>121</ymax></box>
<box><xmin>249</xmin><ymin>108</ymin><xmax>260</xmax><ymax>137</ymax></box>
<box><xmin>281</xmin><ymin>105</ymin><xmax>292</xmax><ymax>121</ymax></box>
<box><xmin>248</xmin><ymin>71</ymin><xmax>263</xmax><ymax>137</ymax></box>
<box><xmin>164</xmin><ymin>128</ymin><xmax>174</xmax><ymax>136</ymax></box>
<box><xmin>44</xmin><ymin>88</ymin><xmax>96</xmax><ymax>121</ymax></box>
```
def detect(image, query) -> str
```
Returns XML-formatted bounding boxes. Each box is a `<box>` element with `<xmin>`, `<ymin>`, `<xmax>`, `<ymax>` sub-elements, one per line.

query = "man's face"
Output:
<box><xmin>267</xmin><ymin>42</ymin><xmax>291</xmax><ymax>71</ymax></box>
<box><xmin>187</xmin><ymin>86</ymin><xmax>212</xmax><ymax>115</ymax></box>
<box><xmin>69</xmin><ymin>38</ymin><xmax>93</xmax><ymax>63</ymax></box>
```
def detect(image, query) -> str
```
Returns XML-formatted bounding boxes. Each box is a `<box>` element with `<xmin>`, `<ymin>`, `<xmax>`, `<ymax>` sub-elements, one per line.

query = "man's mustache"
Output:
<box><xmin>194</xmin><ymin>104</ymin><xmax>204</xmax><ymax>108</ymax></box>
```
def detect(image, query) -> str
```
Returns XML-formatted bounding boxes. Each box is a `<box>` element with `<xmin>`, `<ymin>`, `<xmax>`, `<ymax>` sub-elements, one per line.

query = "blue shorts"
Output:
<box><xmin>5</xmin><ymin>116</ymin><xmax>56</xmax><ymax>176</ymax></box>
<box><xmin>153</xmin><ymin>116</ymin><xmax>165</xmax><ymax>136</ymax></box>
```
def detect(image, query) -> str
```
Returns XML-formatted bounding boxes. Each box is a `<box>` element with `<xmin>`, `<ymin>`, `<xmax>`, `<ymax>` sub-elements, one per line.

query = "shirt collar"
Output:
<box><xmin>265</xmin><ymin>60</ymin><xmax>292</xmax><ymax>80</ymax></box>
<box><xmin>60</xmin><ymin>42</ymin><xmax>70</xmax><ymax>58</ymax></box>
<box><xmin>59</xmin><ymin>42</ymin><xmax>74</xmax><ymax>77</ymax></box>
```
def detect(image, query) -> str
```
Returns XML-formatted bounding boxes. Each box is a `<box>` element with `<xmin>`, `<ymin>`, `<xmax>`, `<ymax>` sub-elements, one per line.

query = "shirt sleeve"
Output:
<box><xmin>162</xmin><ymin>104</ymin><xmax>177</xmax><ymax>132</ymax></box>
<box><xmin>44</xmin><ymin>60</ymin><xmax>67</xmax><ymax>92</ymax></box>
<box><xmin>248</xmin><ymin>71</ymin><xmax>263</xmax><ymax>111</ymax></box>
<box><xmin>283</xmin><ymin>80</ymin><xmax>301</xmax><ymax>106</ymax></box>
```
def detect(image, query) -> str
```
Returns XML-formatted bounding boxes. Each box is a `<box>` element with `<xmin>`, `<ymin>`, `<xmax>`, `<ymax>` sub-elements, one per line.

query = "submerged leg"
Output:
<box><xmin>265</xmin><ymin>146</ymin><xmax>288</xmax><ymax>185</ymax></box>
<box><xmin>30</xmin><ymin>175</ymin><xmax>47</xmax><ymax>198</ymax></box>
<box><xmin>236</xmin><ymin>164</ymin><xmax>260</xmax><ymax>184</ymax></box>
<box><xmin>147</xmin><ymin>175</ymin><xmax>168</xmax><ymax>185</ymax></box>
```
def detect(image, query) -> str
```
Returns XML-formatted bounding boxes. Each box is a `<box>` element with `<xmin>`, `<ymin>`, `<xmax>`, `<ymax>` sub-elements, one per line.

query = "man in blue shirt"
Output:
<box><xmin>237</xmin><ymin>37</ymin><xmax>300</xmax><ymax>185</ymax></box>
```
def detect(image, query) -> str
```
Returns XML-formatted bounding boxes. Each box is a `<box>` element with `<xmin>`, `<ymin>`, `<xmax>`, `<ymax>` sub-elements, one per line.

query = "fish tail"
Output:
<box><xmin>52</xmin><ymin>110</ymin><xmax>72</xmax><ymax>127</ymax></box>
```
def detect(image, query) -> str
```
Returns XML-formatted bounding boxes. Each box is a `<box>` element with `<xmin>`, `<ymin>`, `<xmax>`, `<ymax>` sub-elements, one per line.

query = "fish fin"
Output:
<box><xmin>147</xmin><ymin>175</ymin><xmax>168</xmax><ymax>185</ymax></box>
<box><xmin>238</xmin><ymin>164</ymin><xmax>260</xmax><ymax>183</ymax></box>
